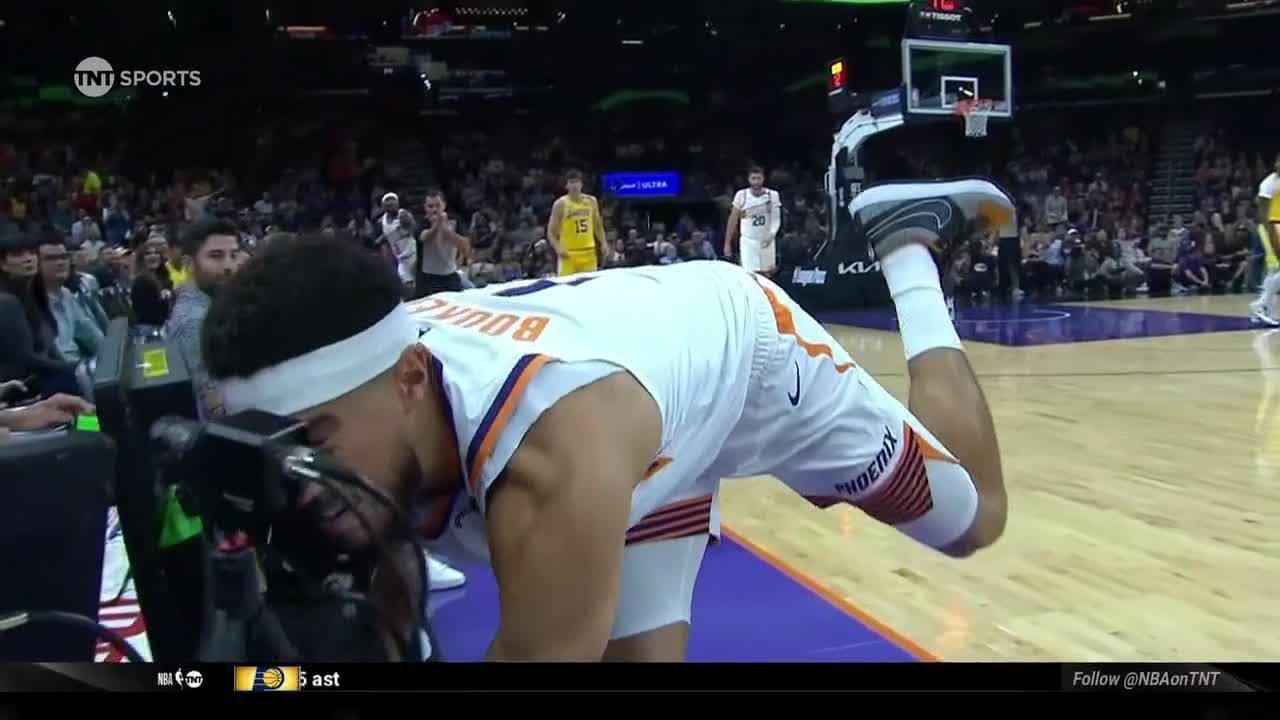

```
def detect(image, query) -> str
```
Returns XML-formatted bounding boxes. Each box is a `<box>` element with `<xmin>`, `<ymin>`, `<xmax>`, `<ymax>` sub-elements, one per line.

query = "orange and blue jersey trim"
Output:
<box><xmin>465</xmin><ymin>353</ymin><xmax>554</xmax><ymax>497</ymax></box>
<box><xmin>754</xmin><ymin>277</ymin><xmax>856</xmax><ymax>374</ymax></box>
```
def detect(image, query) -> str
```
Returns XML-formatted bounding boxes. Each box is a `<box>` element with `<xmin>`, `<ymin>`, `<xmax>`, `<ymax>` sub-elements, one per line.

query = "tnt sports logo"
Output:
<box><xmin>233</xmin><ymin>666</ymin><xmax>301</xmax><ymax>692</ymax></box>
<box><xmin>73</xmin><ymin>56</ymin><xmax>202</xmax><ymax>98</ymax></box>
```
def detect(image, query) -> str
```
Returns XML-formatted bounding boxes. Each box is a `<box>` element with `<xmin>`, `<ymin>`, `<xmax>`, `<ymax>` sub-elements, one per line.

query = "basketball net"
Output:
<box><xmin>954</xmin><ymin>98</ymin><xmax>993</xmax><ymax>138</ymax></box>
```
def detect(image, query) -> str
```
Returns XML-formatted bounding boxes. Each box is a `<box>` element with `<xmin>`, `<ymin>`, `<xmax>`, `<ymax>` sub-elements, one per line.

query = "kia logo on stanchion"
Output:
<box><xmin>74</xmin><ymin>57</ymin><xmax>115</xmax><ymax>97</ymax></box>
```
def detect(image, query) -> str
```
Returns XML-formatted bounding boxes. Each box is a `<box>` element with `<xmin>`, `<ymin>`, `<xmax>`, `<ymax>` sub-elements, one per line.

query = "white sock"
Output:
<box><xmin>880</xmin><ymin>244</ymin><xmax>963</xmax><ymax>361</ymax></box>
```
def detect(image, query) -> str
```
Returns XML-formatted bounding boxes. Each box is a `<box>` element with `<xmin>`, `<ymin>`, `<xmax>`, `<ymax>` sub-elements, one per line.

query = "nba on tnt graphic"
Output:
<box><xmin>234</xmin><ymin>666</ymin><xmax>301</xmax><ymax>692</ymax></box>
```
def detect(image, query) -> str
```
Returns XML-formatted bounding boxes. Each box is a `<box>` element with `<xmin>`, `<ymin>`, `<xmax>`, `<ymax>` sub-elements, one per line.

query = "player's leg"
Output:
<box><xmin>751</xmin><ymin>245</ymin><xmax>1005</xmax><ymax>556</ymax></box>
<box><xmin>759</xmin><ymin>237</ymin><xmax>778</xmax><ymax>277</ymax></box>
<box><xmin>1250</xmin><ymin>223</ymin><xmax>1280</xmax><ymax>324</ymax></box>
<box><xmin>601</xmin><ymin>533</ymin><xmax>710</xmax><ymax>661</ymax></box>
<box><xmin>739</xmin><ymin>237</ymin><xmax>763</xmax><ymax>274</ymax></box>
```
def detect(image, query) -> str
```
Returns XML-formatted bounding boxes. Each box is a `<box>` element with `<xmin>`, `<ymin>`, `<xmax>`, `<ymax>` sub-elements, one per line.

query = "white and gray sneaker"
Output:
<box><xmin>425</xmin><ymin>553</ymin><xmax>467</xmax><ymax>591</ymax></box>
<box><xmin>1250</xmin><ymin>301</ymin><xmax>1280</xmax><ymax>327</ymax></box>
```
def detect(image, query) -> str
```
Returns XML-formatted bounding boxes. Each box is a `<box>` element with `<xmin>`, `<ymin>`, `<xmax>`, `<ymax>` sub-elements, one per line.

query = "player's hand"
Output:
<box><xmin>1</xmin><ymin>394</ymin><xmax>94</xmax><ymax>432</ymax></box>
<box><xmin>556</xmin><ymin>247</ymin><xmax>570</xmax><ymax>261</ymax></box>
<box><xmin>762</xmin><ymin>236</ymin><xmax>775</xmax><ymax>249</ymax></box>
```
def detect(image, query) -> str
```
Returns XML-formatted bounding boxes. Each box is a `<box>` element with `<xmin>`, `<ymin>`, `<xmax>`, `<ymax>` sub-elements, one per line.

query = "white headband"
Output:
<box><xmin>382</xmin><ymin>192</ymin><xmax>399</xmax><ymax>203</ymax></box>
<box><xmin>221</xmin><ymin>303</ymin><xmax>420</xmax><ymax>416</ymax></box>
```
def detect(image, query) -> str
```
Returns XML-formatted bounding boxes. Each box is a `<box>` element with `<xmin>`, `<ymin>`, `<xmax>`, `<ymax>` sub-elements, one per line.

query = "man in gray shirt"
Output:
<box><xmin>414</xmin><ymin>189</ymin><xmax>471</xmax><ymax>298</ymax></box>
<box><xmin>165</xmin><ymin>219</ymin><xmax>243</xmax><ymax>418</ymax></box>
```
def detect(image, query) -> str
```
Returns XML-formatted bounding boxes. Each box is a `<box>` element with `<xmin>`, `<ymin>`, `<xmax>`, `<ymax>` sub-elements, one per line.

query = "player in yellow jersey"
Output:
<box><xmin>548</xmin><ymin>170</ymin><xmax>607</xmax><ymax>276</ymax></box>
<box><xmin>1251</xmin><ymin>153</ymin><xmax>1280</xmax><ymax>326</ymax></box>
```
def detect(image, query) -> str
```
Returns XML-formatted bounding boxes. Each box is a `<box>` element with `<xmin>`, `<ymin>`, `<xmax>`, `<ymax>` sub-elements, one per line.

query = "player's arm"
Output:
<box><xmin>438</xmin><ymin>215</ymin><xmax>472</xmax><ymax>261</ymax></box>
<box><xmin>766</xmin><ymin>190</ymin><xmax>782</xmax><ymax>244</ymax></box>
<box><xmin>590</xmin><ymin>196</ymin><xmax>608</xmax><ymax>265</ymax></box>
<box><xmin>724</xmin><ymin>194</ymin><xmax>742</xmax><ymax>256</ymax></box>
<box><xmin>1257</xmin><ymin>195</ymin><xmax>1280</xmax><ymax>257</ymax></box>
<box><xmin>546</xmin><ymin>198</ymin><xmax>569</xmax><ymax>259</ymax></box>
<box><xmin>485</xmin><ymin>373</ymin><xmax>661</xmax><ymax>661</ymax></box>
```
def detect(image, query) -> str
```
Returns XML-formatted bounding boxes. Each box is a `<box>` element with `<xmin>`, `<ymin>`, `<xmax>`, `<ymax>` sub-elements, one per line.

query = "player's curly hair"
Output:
<box><xmin>203</xmin><ymin>232</ymin><xmax>403</xmax><ymax>380</ymax></box>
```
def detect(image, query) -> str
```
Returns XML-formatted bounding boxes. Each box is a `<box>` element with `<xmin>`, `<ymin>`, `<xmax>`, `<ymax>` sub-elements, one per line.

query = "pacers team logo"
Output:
<box><xmin>233</xmin><ymin>666</ymin><xmax>301</xmax><ymax>692</ymax></box>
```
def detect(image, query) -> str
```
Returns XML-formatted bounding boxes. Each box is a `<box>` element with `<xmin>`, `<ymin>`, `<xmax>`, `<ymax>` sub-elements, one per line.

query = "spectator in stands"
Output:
<box><xmin>162</xmin><ymin>230</ymin><xmax>191</xmax><ymax>288</ymax></box>
<box><xmin>92</xmin><ymin>246</ymin><xmax>134</xmax><ymax>319</ymax></box>
<box><xmin>70</xmin><ymin>209</ymin><xmax>98</xmax><ymax>245</ymax></box>
<box><xmin>1169</xmin><ymin>214</ymin><xmax>1190</xmax><ymax>248</ymax></box>
<box><xmin>38</xmin><ymin>231</ymin><xmax>103</xmax><ymax>370</ymax></box>
<box><xmin>166</xmin><ymin>219</ymin><xmax>243</xmax><ymax>418</ymax></box>
<box><xmin>131</xmin><ymin>236</ymin><xmax>174</xmax><ymax>327</ymax></box>
<box><xmin>1045</xmin><ymin>186</ymin><xmax>1069</xmax><ymax>226</ymax></box>
<box><xmin>102</xmin><ymin>192</ymin><xmax>131</xmax><ymax>246</ymax></box>
<box><xmin>1146</xmin><ymin>224</ymin><xmax>1180</xmax><ymax>295</ymax></box>
<box><xmin>68</xmin><ymin>241</ymin><xmax>110</xmax><ymax>332</ymax></box>
<box><xmin>1217</xmin><ymin>220</ymin><xmax>1254</xmax><ymax>292</ymax></box>
<box><xmin>955</xmin><ymin>237</ymin><xmax>997</xmax><ymax>301</ymax></box>
<box><xmin>1065</xmin><ymin>234</ymin><xmax>1104</xmax><ymax>297</ymax></box>
<box><xmin>1098</xmin><ymin>243</ymin><xmax>1145</xmax><ymax>295</ymax></box>
<box><xmin>624</xmin><ymin>231</ymin><xmax>656</xmax><ymax>267</ymax></box>
<box><xmin>0</xmin><ymin>233</ymin><xmax>79</xmax><ymax>395</ymax></box>
<box><xmin>1175</xmin><ymin>235</ymin><xmax>1212</xmax><ymax>293</ymax></box>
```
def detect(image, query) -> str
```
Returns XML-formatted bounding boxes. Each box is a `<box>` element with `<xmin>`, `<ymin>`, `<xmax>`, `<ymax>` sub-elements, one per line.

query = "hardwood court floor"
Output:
<box><xmin>721</xmin><ymin>294</ymin><xmax>1280</xmax><ymax>661</ymax></box>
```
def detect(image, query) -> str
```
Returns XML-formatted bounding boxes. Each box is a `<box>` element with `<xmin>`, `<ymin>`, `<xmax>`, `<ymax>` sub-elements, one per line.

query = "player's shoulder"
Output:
<box><xmin>1259</xmin><ymin>173</ymin><xmax>1280</xmax><ymax>193</ymax></box>
<box><xmin>498</xmin><ymin>369</ymin><xmax>661</xmax><ymax>498</ymax></box>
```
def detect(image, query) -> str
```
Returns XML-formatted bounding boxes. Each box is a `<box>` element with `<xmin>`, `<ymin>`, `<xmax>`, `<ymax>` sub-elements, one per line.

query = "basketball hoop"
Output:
<box><xmin>954</xmin><ymin>98</ymin><xmax>993</xmax><ymax>138</ymax></box>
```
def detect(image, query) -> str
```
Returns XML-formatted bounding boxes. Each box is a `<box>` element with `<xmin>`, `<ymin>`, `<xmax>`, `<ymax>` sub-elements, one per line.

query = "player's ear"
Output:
<box><xmin>390</xmin><ymin>343</ymin><xmax>433</xmax><ymax>408</ymax></box>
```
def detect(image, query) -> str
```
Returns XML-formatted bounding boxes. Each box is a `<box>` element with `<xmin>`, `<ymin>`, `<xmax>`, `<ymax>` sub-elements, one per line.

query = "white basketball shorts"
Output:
<box><xmin>610</xmin><ymin>273</ymin><xmax>971</xmax><ymax>643</ymax></box>
<box><xmin>738</xmin><ymin>235</ymin><xmax>776</xmax><ymax>274</ymax></box>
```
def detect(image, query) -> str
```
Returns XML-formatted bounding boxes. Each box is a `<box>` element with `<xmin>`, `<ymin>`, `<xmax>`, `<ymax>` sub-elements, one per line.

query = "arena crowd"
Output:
<box><xmin>1</xmin><ymin>104</ymin><xmax>1273</xmax><ymax>409</ymax></box>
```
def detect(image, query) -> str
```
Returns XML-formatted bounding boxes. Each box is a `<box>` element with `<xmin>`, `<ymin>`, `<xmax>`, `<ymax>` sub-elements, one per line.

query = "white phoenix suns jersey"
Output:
<box><xmin>734</xmin><ymin>187</ymin><xmax>781</xmax><ymax>240</ymax></box>
<box><xmin>406</xmin><ymin>261</ymin><xmax>775</xmax><ymax>558</ymax></box>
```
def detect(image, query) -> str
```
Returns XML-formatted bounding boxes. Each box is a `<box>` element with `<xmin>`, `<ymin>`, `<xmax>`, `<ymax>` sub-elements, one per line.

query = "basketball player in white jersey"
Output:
<box><xmin>203</xmin><ymin>179</ymin><xmax>1009</xmax><ymax>661</ymax></box>
<box><xmin>724</xmin><ymin>166</ymin><xmax>782</xmax><ymax>275</ymax></box>
<box><xmin>375</xmin><ymin>192</ymin><xmax>417</xmax><ymax>292</ymax></box>
<box><xmin>1250</xmin><ymin>154</ymin><xmax>1280</xmax><ymax>326</ymax></box>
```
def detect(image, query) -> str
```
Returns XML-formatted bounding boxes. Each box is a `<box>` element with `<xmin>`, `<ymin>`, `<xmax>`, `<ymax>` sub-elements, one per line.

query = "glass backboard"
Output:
<box><xmin>903</xmin><ymin>38</ymin><xmax>1012</xmax><ymax>119</ymax></box>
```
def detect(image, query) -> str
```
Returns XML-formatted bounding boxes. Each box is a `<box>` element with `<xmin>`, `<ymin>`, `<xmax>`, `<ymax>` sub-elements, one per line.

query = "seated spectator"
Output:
<box><xmin>607</xmin><ymin>237</ymin><xmax>626</xmax><ymax>267</ymax></box>
<box><xmin>130</xmin><ymin>236</ymin><xmax>175</xmax><ymax>327</ymax></box>
<box><xmin>68</xmin><ymin>241</ymin><xmax>110</xmax><ymax>333</ymax></box>
<box><xmin>1098</xmin><ymin>244</ymin><xmax>1145</xmax><ymax>295</ymax></box>
<box><xmin>1213</xmin><ymin>224</ymin><xmax>1250</xmax><ymax>292</ymax></box>
<box><xmin>37</xmin><ymin>231</ymin><xmax>103</xmax><ymax>395</ymax></box>
<box><xmin>624</xmin><ymin>232</ymin><xmax>656</xmax><ymax>267</ymax></box>
<box><xmin>93</xmin><ymin>246</ymin><xmax>135</xmax><ymax>319</ymax></box>
<box><xmin>1064</xmin><ymin>240</ymin><xmax>1104</xmax><ymax>297</ymax></box>
<box><xmin>0</xmin><ymin>233</ymin><xmax>79</xmax><ymax>395</ymax></box>
<box><xmin>161</xmin><ymin>230</ymin><xmax>191</xmax><ymax>287</ymax></box>
<box><xmin>955</xmin><ymin>237</ymin><xmax>997</xmax><ymax>301</ymax></box>
<box><xmin>1146</xmin><ymin>225</ymin><xmax>1180</xmax><ymax>295</ymax></box>
<box><xmin>657</xmin><ymin>241</ymin><xmax>680</xmax><ymax>266</ymax></box>
<box><xmin>1174</xmin><ymin>239</ymin><xmax>1212</xmax><ymax>293</ymax></box>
